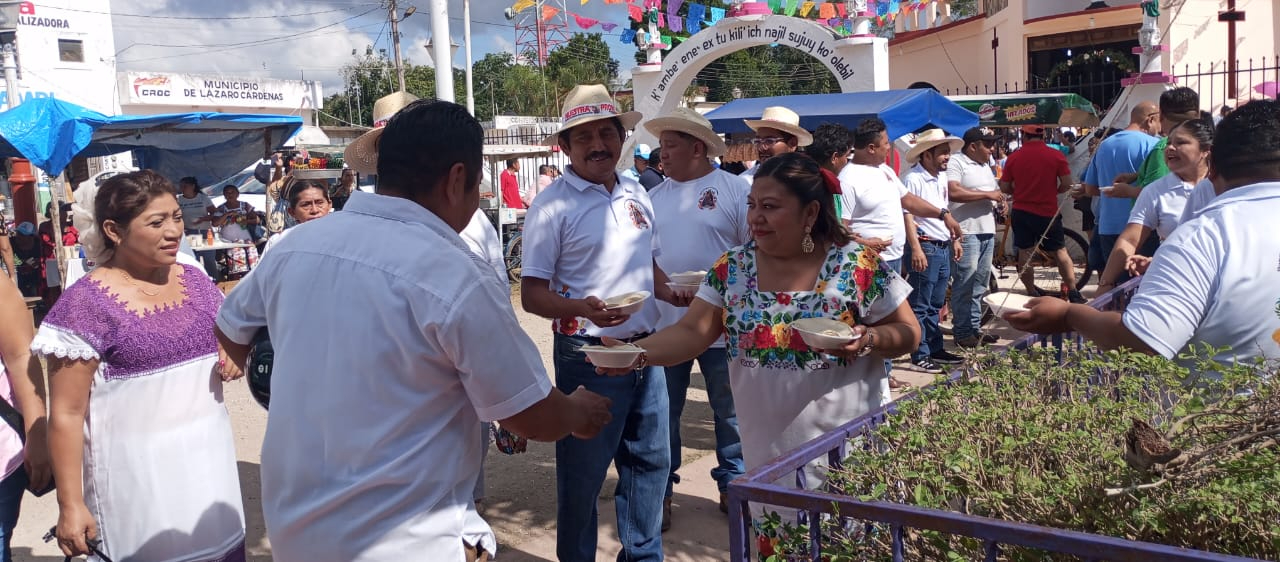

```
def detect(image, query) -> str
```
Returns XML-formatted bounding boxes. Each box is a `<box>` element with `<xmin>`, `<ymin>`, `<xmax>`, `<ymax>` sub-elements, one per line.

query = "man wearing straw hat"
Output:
<box><xmin>901</xmin><ymin>128</ymin><xmax>966</xmax><ymax>374</ymax></box>
<box><xmin>644</xmin><ymin>107</ymin><xmax>749</xmax><ymax>529</ymax></box>
<box><xmin>521</xmin><ymin>84</ymin><xmax>678</xmax><ymax>561</ymax></box>
<box><xmin>217</xmin><ymin>98</ymin><xmax>614</xmax><ymax>561</ymax></box>
<box><xmin>740</xmin><ymin>106</ymin><xmax>813</xmax><ymax>181</ymax></box>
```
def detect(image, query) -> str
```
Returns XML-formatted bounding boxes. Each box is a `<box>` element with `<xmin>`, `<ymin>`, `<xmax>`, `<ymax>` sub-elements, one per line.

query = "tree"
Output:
<box><xmin>321</xmin><ymin>53</ymin><xmax>466</xmax><ymax>127</ymax></box>
<box><xmin>545</xmin><ymin>33</ymin><xmax>619</xmax><ymax>94</ymax></box>
<box><xmin>693</xmin><ymin>45</ymin><xmax>839</xmax><ymax>103</ymax></box>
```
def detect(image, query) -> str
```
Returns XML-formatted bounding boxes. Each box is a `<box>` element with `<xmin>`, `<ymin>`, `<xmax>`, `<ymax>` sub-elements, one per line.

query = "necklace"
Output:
<box><xmin>120</xmin><ymin>269</ymin><xmax>163</xmax><ymax>297</ymax></box>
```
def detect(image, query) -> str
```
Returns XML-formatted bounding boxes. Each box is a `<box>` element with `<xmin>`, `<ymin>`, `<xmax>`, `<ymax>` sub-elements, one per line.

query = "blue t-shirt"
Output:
<box><xmin>1083</xmin><ymin>130</ymin><xmax>1158</xmax><ymax>235</ymax></box>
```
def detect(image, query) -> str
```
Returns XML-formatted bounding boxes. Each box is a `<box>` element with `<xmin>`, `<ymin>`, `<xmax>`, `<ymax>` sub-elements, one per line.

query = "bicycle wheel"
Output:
<box><xmin>1027</xmin><ymin>228</ymin><xmax>1091</xmax><ymax>293</ymax></box>
<box><xmin>504</xmin><ymin>233</ymin><xmax>522</xmax><ymax>284</ymax></box>
<box><xmin>1063</xmin><ymin>229</ymin><xmax>1092</xmax><ymax>288</ymax></box>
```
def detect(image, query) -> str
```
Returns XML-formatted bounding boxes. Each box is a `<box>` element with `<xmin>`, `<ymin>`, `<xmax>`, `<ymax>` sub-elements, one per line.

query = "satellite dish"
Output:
<box><xmin>504</xmin><ymin>7</ymin><xmax>516</xmax><ymax>20</ymax></box>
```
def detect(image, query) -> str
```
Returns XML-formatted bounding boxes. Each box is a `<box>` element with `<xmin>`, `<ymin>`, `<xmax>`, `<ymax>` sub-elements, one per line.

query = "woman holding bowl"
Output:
<box><xmin>599</xmin><ymin>152</ymin><xmax>920</xmax><ymax>494</ymax></box>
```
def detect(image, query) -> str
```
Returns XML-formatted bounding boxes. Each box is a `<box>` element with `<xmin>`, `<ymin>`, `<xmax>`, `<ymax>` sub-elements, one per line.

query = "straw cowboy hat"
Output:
<box><xmin>343</xmin><ymin>91</ymin><xmax>421</xmax><ymax>175</ymax></box>
<box><xmin>904</xmin><ymin>128</ymin><xmax>963</xmax><ymax>164</ymax></box>
<box><xmin>743</xmin><ymin>106</ymin><xmax>812</xmax><ymax>147</ymax></box>
<box><xmin>544</xmin><ymin>84</ymin><xmax>642</xmax><ymax>146</ymax></box>
<box><xmin>643</xmin><ymin>107</ymin><xmax>728</xmax><ymax>157</ymax></box>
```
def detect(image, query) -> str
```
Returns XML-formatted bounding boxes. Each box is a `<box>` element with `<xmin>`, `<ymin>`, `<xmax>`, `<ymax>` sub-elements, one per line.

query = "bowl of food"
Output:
<box><xmin>580</xmin><ymin>343</ymin><xmax>645</xmax><ymax>369</ymax></box>
<box><xmin>665</xmin><ymin>282</ymin><xmax>700</xmax><ymax>299</ymax></box>
<box><xmin>791</xmin><ymin>318</ymin><xmax>861</xmax><ymax>350</ymax></box>
<box><xmin>982</xmin><ymin>291</ymin><xmax>1036</xmax><ymax>317</ymax></box>
<box><xmin>668</xmin><ymin>270</ymin><xmax>707</xmax><ymax>285</ymax></box>
<box><xmin>603</xmin><ymin>291</ymin><xmax>651</xmax><ymax>316</ymax></box>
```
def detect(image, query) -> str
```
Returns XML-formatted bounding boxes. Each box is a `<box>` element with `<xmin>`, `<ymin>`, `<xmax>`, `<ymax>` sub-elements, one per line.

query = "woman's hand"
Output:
<box><xmin>817</xmin><ymin>325</ymin><xmax>876</xmax><ymax>360</ymax></box>
<box><xmin>55</xmin><ymin>502</ymin><xmax>98</xmax><ymax>558</ymax></box>
<box><xmin>590</xmin><ymin>336</ymin><xmax>644</xmax><ymax>376</ymax></box>
<box><xmin>1126</xmin><ymin>255</ymin><xmax>1152</xmax><ymax>277</ymax></box>
<box><xmin>215</xmin><ymin>347</ymin><xmax>243</xmax><ymax>382</ymax></box>
<box><xmin>1003</xmin><ymin>297</ymin><xmax>1071</xmax><ymax>334</ymax></box>
<box><xmin>22</xmin><ymin>417</ymin><xmax>53</xmax><ymax>493</ymax></box>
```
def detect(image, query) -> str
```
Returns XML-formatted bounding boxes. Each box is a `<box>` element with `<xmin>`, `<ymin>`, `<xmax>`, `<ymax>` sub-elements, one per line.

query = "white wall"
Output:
<box><xmin>9</xmin><ymin>0</ymin><xmax>119</xmax><ymax>114</ymax></box>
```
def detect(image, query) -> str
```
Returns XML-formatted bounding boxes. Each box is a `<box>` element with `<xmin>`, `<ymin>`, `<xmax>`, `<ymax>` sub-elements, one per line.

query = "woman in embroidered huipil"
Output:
<box><xmin>31</xmin><ymin>171</ymin><xmax>247</xmax><ymax>560</ymax></box>
<box><xmin>604</xmin><ymin>152</ymin><xmax>921</xmax><ymax>495</ymax></box>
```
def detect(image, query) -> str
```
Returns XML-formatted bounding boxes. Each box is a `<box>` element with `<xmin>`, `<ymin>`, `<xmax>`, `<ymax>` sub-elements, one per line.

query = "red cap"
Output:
<box><xmin>1021</xmin><ymin>124</ymin><xmax>1046</xmax><ymax>136</ymax></box>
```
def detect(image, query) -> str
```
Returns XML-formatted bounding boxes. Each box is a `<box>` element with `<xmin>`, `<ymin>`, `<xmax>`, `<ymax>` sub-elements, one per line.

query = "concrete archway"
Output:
<box><xmin>630</xmin><ymin>13</ymin><xmax>888</xmax><ymax>143</ymax></box>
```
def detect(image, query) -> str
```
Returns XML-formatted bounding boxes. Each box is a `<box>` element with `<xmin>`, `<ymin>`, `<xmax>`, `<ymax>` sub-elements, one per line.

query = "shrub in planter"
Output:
<box><xmin>756</xmin><ymin>346</ymin><xmax>1279</xmax><ymax>561</ymax></box>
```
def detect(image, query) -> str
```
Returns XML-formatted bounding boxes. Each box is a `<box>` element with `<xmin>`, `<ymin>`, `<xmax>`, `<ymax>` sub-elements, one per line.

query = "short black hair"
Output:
<box><xmin>852</xmin><ymin>117</ymin><xmax>887</xmax><ymax>150</ymax></box>
<box><xmin>1210</xmin><ymin>99</ymin><xmax>1280</xmax><ymax>183</ymax></box>
<box><xmin>647</xmin><ymin>148</ymin><xmax>662</xmax><ymax>168</ymax></box>
<box><xmin>804</xmin><ymin>122</ymin><xmax>853</xmax><ymax>162</ymax></box>
<box><xmin>377</xmin><ymin>99</ymin><xmax>483</xmax><ymax>197</ymax></box>
<box><xmin>1159</xmin><ymin>86</ymin><xmax>1200</xmax><ymax>116</ymax></box>
<box><xmin>756</xmin><ymin>152</ymin><xmax>851</xmax><ymax>247</ymax></box>
<box><xmin>1170</xmin><ymin>111</ymin><xmax>1215</xmax><ymax>151</ymax></box>
<box><xmin>506</xmin><ymin>158</ymin><xmax>519</xmax><ymax>168</ymax></box>
<box><xmin>179</xmin><ymin>176</ymin><xmax>198</xmax><ymax>188</ymax></box>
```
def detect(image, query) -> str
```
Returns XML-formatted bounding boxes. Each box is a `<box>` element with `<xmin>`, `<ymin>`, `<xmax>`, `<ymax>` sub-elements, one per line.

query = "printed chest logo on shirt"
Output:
<box><xmin>625</xmin><ymin>200</ymin><xmax>651</xmax><ymax>229</ymax></box>
<box><xmin>697</xmin><ymin>187</ymin><xmax>718</xmax><ymax>210</ymax></box>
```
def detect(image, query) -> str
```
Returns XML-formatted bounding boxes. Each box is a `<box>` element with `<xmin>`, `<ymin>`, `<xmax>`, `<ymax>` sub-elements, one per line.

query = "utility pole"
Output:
<box><xmin>429</xmin><ymin>0</ymin><xmax>455</xmax><ymax>102</ymax></box>
<box><xmin>463</xmin><ymin>0</ymin><xmax>475</xmax><ymax>114</ymax></box>
<box><xmin>389</xmin><ymin>0</ymin><xmax>407</xmax><ymax>92</ymax></box>
<box><xmin>2</xmin><ymin>43</ymin><xmax>18</xmax><ymax>111</ymax></box>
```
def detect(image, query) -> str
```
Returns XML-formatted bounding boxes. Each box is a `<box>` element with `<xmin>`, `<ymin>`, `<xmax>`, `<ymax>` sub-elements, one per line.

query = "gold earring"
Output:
<box><xmin>801</xmin><ymin>225</ymin><xmax>815</xmax><ymax>254</ymax></box>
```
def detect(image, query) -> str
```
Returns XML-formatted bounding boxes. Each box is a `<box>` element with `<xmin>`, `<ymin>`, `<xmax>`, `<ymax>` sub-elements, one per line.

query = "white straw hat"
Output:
<box><xmin>743</xmin><ymin>106</ymin><xmax>812</xmax><ymax>147</ymax></box>
<box><xmin>643</xmin><ymin>107</ymin><xmax>728</xmax><ymax>157</ymax></box>
<box><xmin>343</xmin><ymin>91</ymin><xmax>421</xmax><ymax>175</ymax></box>
<box><xmin>544</xmin><ymin>84</ymin><xmax>642</xmax><ymax>146</ymax></box>
<box><xmin>904</xmin><ymin>128</ymin><xmax>963</xmax><ymax>164</ymax></box>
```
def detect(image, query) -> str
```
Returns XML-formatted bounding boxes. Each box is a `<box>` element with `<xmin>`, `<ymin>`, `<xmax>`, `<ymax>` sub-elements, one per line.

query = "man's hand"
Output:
<box><xmin>1003</xmin><ymin>297</ymin><xmax>1072</xmax><ymax>334</ymax></box>
<box><xmin>944</xmin><ymin>214</ymin><xmax>963</xmax><ymax>239</ymax></box>
<box><xmin>987</xmin><ymin>190</ymin><xmax>1006</xmax><ymax>202</ymax></box>
<box><xmin>910</xmin><ymin>248</ymin><xmax>928</xmax><ymax>272</ymax></box>
<box><xmin>581</xmin><ymin>296</ymin><xmax>630</xmax><ymax>328</ymax></box>
<box><xmin>655</xmin><ymin>282</ymin><xmax>693</xmax><ymax>308</ymax></box>
<box><xmin>856</xmin><ymin>237</ymin><xmax>892</xmax><ymax>253</ymax></box>
<box><xmin>1106</xmin><ymin>182</ymin><xmax>1141</xmax><ymax>199</ymax></box>
<box><xmin>1126</xmin><ymin>255</ymin><xmax>1152</xmax><ymax>277</ymax></box>
<box><xmin>566</xmin><ymin>385</ymin><xmax>613</xmax><ymax>440</ymax></box>
<box><xmin>952</xmin><ymin>239</ymin><xmax>964</xmax><ymax>262</ymax></box>
<box><xmin>1113</xmin><ymin>172</ymin><xmax>1138</xmax><ymax>185</ymax></box>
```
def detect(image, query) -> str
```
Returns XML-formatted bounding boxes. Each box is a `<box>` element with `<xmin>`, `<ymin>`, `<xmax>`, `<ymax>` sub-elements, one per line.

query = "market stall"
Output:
<box><xmin>948</xmin><ymin>93</ymin><xmax>1100</xmax><ymax>128</ymax></box>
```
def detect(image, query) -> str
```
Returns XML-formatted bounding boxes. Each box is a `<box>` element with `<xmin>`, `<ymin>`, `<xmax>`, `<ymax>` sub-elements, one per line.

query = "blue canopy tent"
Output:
<box><xmin>0</xmin><ymin>97</ymin><xmax>303</xmax><ymax>186</ymax></box>
<box><xmin>703</xmin><ymin>89</ymin><xmax>979</xmax><ymax>140</ymax></box>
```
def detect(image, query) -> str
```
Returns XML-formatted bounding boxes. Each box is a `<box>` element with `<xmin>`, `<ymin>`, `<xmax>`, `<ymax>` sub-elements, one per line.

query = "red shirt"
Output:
<box><xmin>500</xmin><ymin>169</ymin><xmax>525</xmax><ymax>209</ymax></box>
<box><xmin>1001</xmin><ymin>140</ymin><xmax>1069</xmax><ymax>217</ymax></box>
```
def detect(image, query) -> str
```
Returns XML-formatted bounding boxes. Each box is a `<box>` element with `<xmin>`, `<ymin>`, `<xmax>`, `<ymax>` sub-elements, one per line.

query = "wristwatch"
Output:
<box><xmin>856</xmin><ymin>327</ymin><xmax>876</xmax><ymax>357</ymax></box>
<box><xmin>937</xmin><ymin>208</ymin><xmax>951</xmax><ymax>219</ymax></box>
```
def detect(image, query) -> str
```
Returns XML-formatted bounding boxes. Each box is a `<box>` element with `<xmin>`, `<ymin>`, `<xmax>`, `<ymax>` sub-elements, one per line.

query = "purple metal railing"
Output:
<box><xmin>726</xmin><ymin>278</ymin><xmax>1264</xmax><ymax>562</ymax></box>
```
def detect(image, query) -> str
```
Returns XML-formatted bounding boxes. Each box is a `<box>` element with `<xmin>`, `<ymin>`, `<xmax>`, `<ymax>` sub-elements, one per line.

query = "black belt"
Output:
<box><xmin>573</xmin><ymin>332</ymin><xmax>652</xmax><ymax>345</ymax></box>
<box><xmin>919</xmin><ymin>238</ymin><xmax>950</xmax><ymax>246</ymax></box>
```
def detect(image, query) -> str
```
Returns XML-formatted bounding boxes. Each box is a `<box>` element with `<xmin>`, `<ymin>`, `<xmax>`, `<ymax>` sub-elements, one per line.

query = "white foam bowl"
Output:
<box><xmin>581</xmin><ymin>344</ymin><xmax>644</xmax><ymax>369</ymax></box>
<box><xmin>665</xmin><ymin>282</ymin><xmax>699</xmax><ymax>298</ymax></box>
<box><xmin>983</xmin><ymin>292</ymin><xmax>1036</xmax><ymax>317</ymax></box>
<box><xmin>603</xmin><ymin>291</ymin><xmax>651</xmax><ymax>316</ymax></box>
<box><xmin>791</xmin><ymin>318</ymin><xmax>861</xmax><ymax>350</ymax></box>
<box><xmin>668</xmin><ymin>271</ymin><xmax>707</xmax><ymax>285</ymax></box>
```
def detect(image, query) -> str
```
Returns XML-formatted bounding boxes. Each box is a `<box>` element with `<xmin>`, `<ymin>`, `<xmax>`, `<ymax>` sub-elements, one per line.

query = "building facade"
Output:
<box><xmin>6</xmin><ymin>0</ymin><xmax>119</xmax><ymax>114</ymax></box>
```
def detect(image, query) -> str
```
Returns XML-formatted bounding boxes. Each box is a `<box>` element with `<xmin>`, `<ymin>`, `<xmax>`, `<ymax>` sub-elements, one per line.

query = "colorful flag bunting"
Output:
<box><xmin>688</xmin><ymin>3</ymin><xmax>705</xmax><ymax>22</ymax></box>
<box><xmin>601</xmin><ymin>21</ymin><xmax>618</xmax><ymax>30</ymax></box>
<box><xmin>657</xmin><ymin>13</ymin><xmax>665</xmax><ymax>27</ymax></box>
<box><xmin>541</xmin><ymin>4</ymin><xmax>559</xmax><ymax>20</ymax></box>
<box><xmin>512</xmin><ymin>0</ymin><xmax>536</xmax><ymax>12</ymax></box>
<box><xmin>785</xmin><ymin>0</ymin><xmax>798</xmax><ymax>16</ymax></box>
<box><xmin>818</xmin><ymin>2</ymin><xmax>834</xmax><ymax>18</ymax></box>
<box><xmin>767</xmin><ymin>0</ymin><xmax>781</xmax><ymax>12</ymax></box>
<box><xmin>799</xmin><ymin>1</ymin><xmax>814</xmax><ymax>16</ymax></box>
<box><xmin>687</xmin><ymin>16</ymin><xmax>700</xmax><ymax>33</ymax></box>
<box><xmin>573</xmin><ymin>13</ymin><xmax>599</xmax><ymax>28</ymax></box>
<box><xmin>660</xmin><ymin>35</ymin><xmax>672</xmax><ymax>48</ymax></box>
<box><xmin>620</xmin><ymin>28</ymin><xmax>637</xmax><ymax>43</ymax></box>
<box><xmin>709</xmin><ymin>6</ymin><xmax>725</xmax><ymax>22</ymax></box>
<box><xmin>667</xmin><ymin>0</ymin><xmax>685</xmax><ymax>18</ymax></box>
<box><xmin>628</xmin><ymin>3</ymin><xmax>643</xmax><ymax>20</ymax></box>
<box><xmin>668</xmin><ymin>14</ymin><xmax>683</xmax><ymax>32</ymax></box>
<box><xmin>836</xmin><ymin>3</ymin><xmax>846</xmax><ymax>16</ymax></box>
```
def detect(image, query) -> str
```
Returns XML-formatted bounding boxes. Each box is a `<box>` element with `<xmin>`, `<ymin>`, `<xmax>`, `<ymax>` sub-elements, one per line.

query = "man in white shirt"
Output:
<box><xmin>215</xmin><ymin>99</ymin><xmax>612</xmax><ymax>562</ymax></box>
<box><xmin>740</xmin><ymin>106</ymin><xmax>812</xmax><ymax>181</ymax></box>
<box><xmin>644</xmin><ymin>108</ymin><xmax>749</xmax><ymax>527</ymax></box>
<box><xmin>1007</xmin><ymin>99</ymin><xmax>1280</xmax><ymax>372</ymax></box>
<box><xmin>520</xmin><ymin>84</ymin><xmax>683</xmax><ymax>561</ymax></box>
<box><xmin>901</xmin><ymin>129</ymin><xmax>965</xmax><ymax>374</ymax></box>
<box><xmin>946</xmin><ymin>127</ymin><xmax>1005</xmax><ymax>347</ymax></box>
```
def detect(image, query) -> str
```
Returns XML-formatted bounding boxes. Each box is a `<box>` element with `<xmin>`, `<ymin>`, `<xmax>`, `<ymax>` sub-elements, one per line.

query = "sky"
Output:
<box><xmin>110</xmin><ymin>0</ymin><xmax>642</xmax><ymax>96</ymax></box>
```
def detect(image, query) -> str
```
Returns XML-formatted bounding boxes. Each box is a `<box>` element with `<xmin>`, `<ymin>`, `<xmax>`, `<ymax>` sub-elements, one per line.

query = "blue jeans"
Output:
<box><xmin>1087</xmin><ymin>233</ymin><xmax>1118</xmax><ymax>277</ymax></box>
<box><xmin>905</xmin><ymin>241</ymin><xmax>951</xmax><ymax>361</ymax></box>
<box><xmin>554</xmin><ymin>335</ymin><xmax>669</xmax><ymax>562</ymax></box>
<box><xmin>881</xmin><ymin>258</ymin><xmax>903</xmax><ymax>377</ymax></box>
<box><xmin>949</xmin><ymin>234</ymin><xmax>994</xmax><ymax>340</ymax></box>
<box><xmin>664</xmin><ymin>347</ymin><xmax>743</xmax><ymax>497</ymax></box>
<box><xmin>0</xmin><ymin>468</ymin><xmax>27</xmax><ymax>561</ymax></box>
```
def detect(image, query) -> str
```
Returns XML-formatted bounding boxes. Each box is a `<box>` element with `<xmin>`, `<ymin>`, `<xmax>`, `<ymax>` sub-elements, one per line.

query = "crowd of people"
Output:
<box><xmin>0</xmin><ymin>79</ymin><xmax>1275</xmax><ymax>562</ymax></box>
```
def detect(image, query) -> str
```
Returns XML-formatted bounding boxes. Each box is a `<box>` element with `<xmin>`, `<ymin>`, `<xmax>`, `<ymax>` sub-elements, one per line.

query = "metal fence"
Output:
<box><xmin>480</xmin><ymin>128</ymin><xmax>571</xmax><ymax>198</ymax></box>
<box><xmin>941</xmin><ymin>68</ymin><xmax>1133</xmax><ymax>115</ymax></box>
<box><xmin>725</xmin><ymin>277</ymin><xmax>1265</xmax><ymax>562</ymax></box>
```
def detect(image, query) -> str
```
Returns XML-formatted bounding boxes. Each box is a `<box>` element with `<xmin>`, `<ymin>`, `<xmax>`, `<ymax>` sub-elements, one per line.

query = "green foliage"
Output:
<box><xmin>695</xmin><ymin>45</ymin><xmax>840</xmax><ymax>102</ymax></box>
<box><xmin>755</xmin><ymin>346</ymin><xmax>1280</xmax><ymax>560</ymax></box>
<box><xmin>319</xmin><ymin>52</ymin><xmax>465</xmax><ymax>127</ymax></box>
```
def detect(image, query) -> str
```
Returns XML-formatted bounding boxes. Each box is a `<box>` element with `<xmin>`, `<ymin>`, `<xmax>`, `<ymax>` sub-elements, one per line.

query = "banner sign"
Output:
<box><xmin>121</xmin><ymin>72</ymin><xmax>319</xmax><ymax>110</ymax></box>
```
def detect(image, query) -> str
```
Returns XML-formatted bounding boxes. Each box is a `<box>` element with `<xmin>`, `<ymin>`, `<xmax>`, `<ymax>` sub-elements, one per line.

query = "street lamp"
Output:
<box><xmin>424</xmin><ymin>37</ymin><xmax>460</xmax><ymax>67</ymax></box>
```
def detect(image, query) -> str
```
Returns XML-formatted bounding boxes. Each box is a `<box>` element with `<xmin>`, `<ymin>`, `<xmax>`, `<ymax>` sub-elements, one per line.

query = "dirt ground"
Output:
<box><xmin>10</xmin><ymin>278</ymin><xmax>1049</xmax><ymax>561</ymax></box>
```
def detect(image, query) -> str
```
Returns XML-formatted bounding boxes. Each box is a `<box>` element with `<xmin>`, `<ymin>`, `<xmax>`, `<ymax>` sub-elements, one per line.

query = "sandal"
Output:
<box><xmin>888</xmin><ymin>376</ymin><xmax>914</xmax><ymax>391</ymax></box>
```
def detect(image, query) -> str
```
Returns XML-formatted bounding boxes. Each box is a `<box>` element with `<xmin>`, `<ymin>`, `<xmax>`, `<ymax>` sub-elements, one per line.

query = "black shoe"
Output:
<box><xmin>1029</xmin><ymin>286</ymin><xmax>1052</xmax><ymax>298</ymax></box>
<box><xmin>930</xmin><ymin>350</ymin><xmax>964</xmax><ymax>364</ymax></box>
<box><xmin>955</xmin><ymin>335</ymin><xmax>985</xmax><ymax>348</ymax></box>
<box><xmin>1067</xmin><ymin>290</ymin><xmax>1088</xmax><ymax>304</ymax></box>
<box><xmin>662</xmin><ymin>498</ymin><xmax>672</xmax><ymax>532</ymax></box>
<box><xmin>911</xmin><ymin>358</ymin><xmax>944</xmax><ymax>374</ymax></box>
<box><xmin>719</xmin><ymin>492</ymin><xmax>729</xmax><ymax>514</ymax></box>
<box><xmin>979</xmin><ymin>332</ymin><xmax>999</xmax><ymax>344</ymax></box>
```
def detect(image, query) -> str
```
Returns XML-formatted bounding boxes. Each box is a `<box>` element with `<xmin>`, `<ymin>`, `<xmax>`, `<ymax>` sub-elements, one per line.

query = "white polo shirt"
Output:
<box><xmin>838</xmin><ymin>163</ymin><xmax>909</xmax><ymax>261</ymax></box>
<box><xmin>1122</xmin><ymin>181</ymin><xmax>1280</xmax><ymax>372</ymax></box>
<box><xmin>649</xmin><ymin>168</ymin><xmax>752</xmax><ymax>339</ymax></box>
<box><xmin>1127</xmin><ymin>172</ymin><xmax>1195</xmax><ymax>241</ymax></box>
<box><xmin>1179</xmin><ymin>177</ymin><xmax>1218</xmax><ymax>224</ymax></box>
<box><xmin>216</xmin><ymin>191</ymin><xmax>552</xmax><ymax>561</ymax></box>
<box><xmin>459</xmin><ymin>209</ymin><xmax>506</xmax><ymax>285</ymax></box>
<box><xmin>902</xmin><ymin>163</ymin><xmax>952</xmax><ymax>242</ymax></box>
<box><xmin>522</xmin><ymin>166</ymin><xmax>663</xmax><ymax>338</ymax></box>
<box><xmin>945</xmin><ymin>152</ymin><xmax>999</xmax><ymax>235</ymax></box>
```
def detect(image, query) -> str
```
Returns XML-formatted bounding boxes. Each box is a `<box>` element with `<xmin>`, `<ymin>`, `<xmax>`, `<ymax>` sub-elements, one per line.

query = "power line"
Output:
<box><xmin>119</xmin><ymin>7</ymin><xmax>380</xmax><ymax>50</ymax></box>
<box><xmin>117</xmin><ymin>10</ymin><xmax>382</xmax><ymax>63</ymax></box>
<box><xmin>35</xmin><ymin>3</ymin><xmax>379</xmax><ymax>20</ymax></box>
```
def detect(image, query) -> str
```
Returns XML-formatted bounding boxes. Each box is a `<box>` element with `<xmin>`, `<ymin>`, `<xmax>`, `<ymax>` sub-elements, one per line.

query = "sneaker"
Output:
<box><xmin>930</xmin><ymin>350</ymin><xmax>964</xmax><ymax>364</ymax></box>
<box><xmin>662</xmin><ymin>498</ymin><xmax>672</xmax><ymax>532</ymax></box>
<box><xmin>954</xmin><ymin>335</ymin><xmax>983</xmax><ymax>348</ymax></box>
<box><xmin>1067</xmin><ymin>289</ymin><xmax>1088</xmax><ymax>304</ymax></box>
<box><xmin>911</xmin><ymin>358</ymin><xmax>944</xmax><ymax>374</ymax></box>
<box><xmin>980</xmin><ymin>332</ymin><xmax>1000</xmax><ymax>344</ymax></box>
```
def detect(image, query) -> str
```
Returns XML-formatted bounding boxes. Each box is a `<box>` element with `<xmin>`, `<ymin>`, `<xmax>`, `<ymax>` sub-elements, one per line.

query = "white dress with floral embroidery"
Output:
<box><xmin>696</xmin><ymin>240</ymin><xmax>911</xmax><ymax>491</ymax></box>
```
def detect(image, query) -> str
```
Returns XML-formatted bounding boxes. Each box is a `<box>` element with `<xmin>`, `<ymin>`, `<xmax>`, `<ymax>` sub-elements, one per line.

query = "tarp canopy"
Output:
<box><xmin>949</xmin><ymin>93</ymin><xmax>1100</xmax><ymax>128</ymax></box>
<box><xmin>704</xmin><ymin>89</ymin><xmax>980</xmax><ymax>139</ymax></box>
<box><xmin>0</xmin><ymin>97</ymin><xmax>303</xmax><ymax>185</ymax></box>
